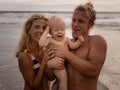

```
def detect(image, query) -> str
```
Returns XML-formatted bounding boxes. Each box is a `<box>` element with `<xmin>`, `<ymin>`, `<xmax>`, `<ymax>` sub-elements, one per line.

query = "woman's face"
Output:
<box><xmin>29</xmin><ymin>19</ymin><xmax>47</xmax><ymax>42</ymax></box>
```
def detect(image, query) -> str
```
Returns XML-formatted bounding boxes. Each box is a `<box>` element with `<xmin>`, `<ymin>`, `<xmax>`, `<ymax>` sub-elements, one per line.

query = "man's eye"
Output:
<box><xmin>72</xmin><ymin>19</ymin><xmax>76</xmax><ymax>22</ymax></box>
<box><xmin>78</xmin><ymin>19</ymin><xmax>84</xmax><ymax>23</ymax></box>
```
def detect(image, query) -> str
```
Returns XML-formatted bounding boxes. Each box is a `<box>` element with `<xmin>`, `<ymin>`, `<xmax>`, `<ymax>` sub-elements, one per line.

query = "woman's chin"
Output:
<box><xmin>35</xmin><ymin>38</ymin><xmax>40</xmax><ymax>42</ymax></box>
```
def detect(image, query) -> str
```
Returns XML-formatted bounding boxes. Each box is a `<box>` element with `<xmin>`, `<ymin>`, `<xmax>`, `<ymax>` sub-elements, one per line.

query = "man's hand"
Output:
<box><xmin>47</xmin><ymin>57</ymin><xmax>65</xmax><ymax>69</ymax></box>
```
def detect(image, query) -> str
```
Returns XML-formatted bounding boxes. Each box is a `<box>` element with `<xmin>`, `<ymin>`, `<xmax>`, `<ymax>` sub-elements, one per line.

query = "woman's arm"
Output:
<box><xmin>45</xmin><ymin>67</ymin><xmax>55</xmax><ymax>81</ymax></box>
<box><xmin>18</xmin><ymin>52</ymin><xmax>48</xmax><ymax>89</ymax></box>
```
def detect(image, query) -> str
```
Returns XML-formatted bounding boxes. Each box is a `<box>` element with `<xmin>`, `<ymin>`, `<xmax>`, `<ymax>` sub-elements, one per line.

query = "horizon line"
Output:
<box><xmin>0</xmin><ymin>10</ymin><xmax>120</xmax><ymax>14</ymax></box>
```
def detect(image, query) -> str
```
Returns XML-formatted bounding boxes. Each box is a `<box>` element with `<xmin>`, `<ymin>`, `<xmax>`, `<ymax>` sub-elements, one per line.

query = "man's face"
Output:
<box><xmin>71</xmin><ymin>10</ymin><xmax>91</xmax><ymax>40</ymax></box>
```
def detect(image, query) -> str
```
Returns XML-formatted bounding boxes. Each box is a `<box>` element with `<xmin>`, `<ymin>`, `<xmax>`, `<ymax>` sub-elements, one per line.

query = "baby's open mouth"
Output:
<box><xmin>57</xmin><ymin>35</ymin><xmax>62</xmax><ymax>38</ymax></box>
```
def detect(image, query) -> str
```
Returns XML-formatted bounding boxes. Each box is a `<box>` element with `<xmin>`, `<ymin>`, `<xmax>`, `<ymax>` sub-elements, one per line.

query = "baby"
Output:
<box><xmin>39</xmin><ymin>16</ymin><xmax>84</xmax><ymax>90</ymax></box>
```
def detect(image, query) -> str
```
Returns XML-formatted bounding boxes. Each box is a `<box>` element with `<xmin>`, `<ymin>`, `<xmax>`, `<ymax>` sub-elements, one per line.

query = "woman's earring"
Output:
<box><xmin>28</xmin><ymin>31</ymin><xmax>30</xmax><ymax>34</ymax></box>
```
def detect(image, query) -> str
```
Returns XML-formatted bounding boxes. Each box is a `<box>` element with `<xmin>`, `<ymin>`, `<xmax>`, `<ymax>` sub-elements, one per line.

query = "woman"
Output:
<box><xmin>15</xmin><ymin>14</ymin><xmax>54</xmax><ymax>90</ymax></box>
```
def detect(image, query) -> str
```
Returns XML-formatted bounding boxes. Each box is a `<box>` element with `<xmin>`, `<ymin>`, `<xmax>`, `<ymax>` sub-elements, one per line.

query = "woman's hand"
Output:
<box><xmin>46</xmin><ymin>43</ymin><xmax>56</xmax><ymax>59</ymax></box>
<box><xmin>53</xmin><ymin>44</ymin><xmax>69</xmax><ymax>59</ymax></box>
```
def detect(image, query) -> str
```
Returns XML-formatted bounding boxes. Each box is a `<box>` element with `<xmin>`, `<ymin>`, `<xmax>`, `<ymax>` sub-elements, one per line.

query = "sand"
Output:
<box><xmin>0</xmin><ymin>24</ymin><xmax>120</xmax><ymax>90</ymax></box>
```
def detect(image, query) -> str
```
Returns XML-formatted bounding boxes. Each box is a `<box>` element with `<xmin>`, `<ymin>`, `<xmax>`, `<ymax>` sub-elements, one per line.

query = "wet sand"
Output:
<box><xmin>0</xmin><ymin>24</ymin><xmax>120</xmax><ymax>90</ymax></box>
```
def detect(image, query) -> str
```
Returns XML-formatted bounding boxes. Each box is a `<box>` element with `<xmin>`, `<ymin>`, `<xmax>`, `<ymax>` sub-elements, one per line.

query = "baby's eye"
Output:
<box><xmin>61</xmin><ymin>28</ymin><xmax>65</xmax><ymax>31</ymax></box>
<box><xmin>53</xmin><ymin>29</ymin><xmax>58</xmax><ymax>32</ymax></box>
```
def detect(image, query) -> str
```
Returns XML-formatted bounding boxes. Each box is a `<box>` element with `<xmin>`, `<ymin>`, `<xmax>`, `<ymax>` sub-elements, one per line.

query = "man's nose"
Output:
<box><xmin>73</xmin><ymin>21</ymin><xmax>79</xmax><ymax>27</ymax></box>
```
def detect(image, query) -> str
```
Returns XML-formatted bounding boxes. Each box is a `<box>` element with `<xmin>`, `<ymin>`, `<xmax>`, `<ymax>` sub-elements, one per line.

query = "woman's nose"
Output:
<box><xmin>38</xmin><ymin>28</ymin><xmax>44</xmax><ymax>33</ymax></box>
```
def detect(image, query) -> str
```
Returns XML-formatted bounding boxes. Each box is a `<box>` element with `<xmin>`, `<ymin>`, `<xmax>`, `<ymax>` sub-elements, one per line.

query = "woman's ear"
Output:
<box><xmin>88</xmin><ymin>22</ymin><xmax>94</xmax><ymax>29</ymax></box>
<box><xmin>28</xmin><ymin>31</ymin><xmax>30</xmax><ymax>34</ymax></box>
<box><xmin>28</xmin><ymin>30</ymin><xmax>31</xmax><ymax>35</ymax></box>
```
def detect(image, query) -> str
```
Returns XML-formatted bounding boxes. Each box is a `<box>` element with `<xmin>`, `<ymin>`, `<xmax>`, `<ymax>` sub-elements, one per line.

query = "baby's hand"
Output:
<box><xmin>45</xmin><ymin>26</ymin><xmax>50</xmax><ymax>32</ymax></box>
<box><xmin>78</xmin><ymin>35</ymin><xmax>84</xmax><ymax>43</ymax></box>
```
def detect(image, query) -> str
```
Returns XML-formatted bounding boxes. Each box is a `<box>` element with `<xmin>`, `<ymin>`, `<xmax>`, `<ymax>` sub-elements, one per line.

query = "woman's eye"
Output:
<box><xmin>43</xmin><ymin>26</ymin><xmax>47</xmax><ymax>30</ymax></box>
<box><xmin>34</xmin><ymin>25</ymin><xmax>40</xmax><ymax>29</ymax></box>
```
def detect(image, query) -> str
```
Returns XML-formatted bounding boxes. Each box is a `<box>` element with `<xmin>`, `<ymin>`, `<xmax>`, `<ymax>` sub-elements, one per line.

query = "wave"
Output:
<box><xmin>0</xmin><ymin>11</ymin><xmax>120</xmax><ymax>27</ymax></box>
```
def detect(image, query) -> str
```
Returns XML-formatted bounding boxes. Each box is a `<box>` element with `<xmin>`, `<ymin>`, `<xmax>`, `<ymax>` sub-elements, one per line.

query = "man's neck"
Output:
<box><xmin>73</xmin><ymin>34</ymin><xmax>90</xmax><ymax>42</ymax></box>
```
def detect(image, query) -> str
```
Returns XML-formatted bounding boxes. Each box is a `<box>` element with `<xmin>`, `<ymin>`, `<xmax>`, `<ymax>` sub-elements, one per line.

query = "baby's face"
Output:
<box><xmin>50</xmin><ymin>20</ymin><xmax>66</xmax><ymax>41</ymax></box>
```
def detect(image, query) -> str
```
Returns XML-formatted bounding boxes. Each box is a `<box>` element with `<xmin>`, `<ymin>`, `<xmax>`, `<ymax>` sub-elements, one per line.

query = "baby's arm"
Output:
<box><xmin>39</xmin><ymin>27</ymin><xmax>49</xmax><ymax>47</ymax></box>
<box><xmin>67</xmin><ymin>35</ymin><xmax>84</xmax><ymax>50</ymax></box>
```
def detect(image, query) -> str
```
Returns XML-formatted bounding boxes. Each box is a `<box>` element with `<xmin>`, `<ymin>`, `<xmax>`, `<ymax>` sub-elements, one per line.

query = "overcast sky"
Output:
<box><xmin>0</xmin><ymin>0</ymin><xmax>119</xmax><ymax>4</ymax></box>
<box><xmin>0</xmin><ymin>0</ymin><xmax>88</xmax><ymax>5</ymax></box>
<box><xmin>0</xmin><ymin>0</ymin><xmax>120</xmax><ymax>12</ymax></box>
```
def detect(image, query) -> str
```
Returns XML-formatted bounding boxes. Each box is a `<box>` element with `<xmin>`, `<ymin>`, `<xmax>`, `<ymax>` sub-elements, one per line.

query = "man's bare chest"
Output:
<box><xmin>74</xmin><ymin>44</ymin><xmax>90</xmax><ymax>59</ymax></box>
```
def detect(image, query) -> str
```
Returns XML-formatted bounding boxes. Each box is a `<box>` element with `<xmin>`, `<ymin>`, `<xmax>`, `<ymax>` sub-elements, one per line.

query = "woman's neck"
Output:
<box><xmin>27</xmin><ymin>42</ymin><xmax>39</xmax><ymax>54</ymax></box>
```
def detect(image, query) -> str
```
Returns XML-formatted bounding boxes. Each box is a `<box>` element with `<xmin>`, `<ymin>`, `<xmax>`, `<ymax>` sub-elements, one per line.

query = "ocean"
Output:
<box><xmin>0</xmin><ymin>11</ymin><xmax>120</xmax><ymax>27</ymax></box>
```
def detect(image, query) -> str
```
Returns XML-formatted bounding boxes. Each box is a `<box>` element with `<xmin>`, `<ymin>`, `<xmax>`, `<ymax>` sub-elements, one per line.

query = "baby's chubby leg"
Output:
<box><xmin>54</xmin><ymin>65</ymin><xmax>68</xmax><ymax>90</ymax></box>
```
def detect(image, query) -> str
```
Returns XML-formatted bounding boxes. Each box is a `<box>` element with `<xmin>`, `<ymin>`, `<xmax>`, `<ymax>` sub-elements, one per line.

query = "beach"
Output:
<box><xmin>0</xmin><ymin>25</ymin><xmax>120</xmax><ymax>90</ymax></box>
<box><xmin>0</xmin><ymin>11</ymin><xmax>120</xmax><ymax>90</ymax></box>
<box><xmin>91</xmin><ymin>26</ymin><xmax>120</xmax><ymax>90</ymax></box>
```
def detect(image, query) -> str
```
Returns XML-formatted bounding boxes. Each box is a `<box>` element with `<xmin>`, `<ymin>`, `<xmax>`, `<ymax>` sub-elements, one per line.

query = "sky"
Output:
<box><xmin>0</xmin><ymin>0</ymin><xmax>91</xmax><ymax>6</ymax></box>
<box><xmin>0</xmin><ymin>0</ymin><xmax>120</xmax><ymax>12</ymax></box>
<box><xmin>0</xmin><ymin>0</ymin><xmax>87</xmax><ymax>5</ymax></box>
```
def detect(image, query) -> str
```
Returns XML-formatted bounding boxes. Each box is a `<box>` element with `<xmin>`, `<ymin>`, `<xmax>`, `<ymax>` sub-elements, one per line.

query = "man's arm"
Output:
<box><xmin>67</xmin><ymin>35</ymin><xmax>107</xmax><ymax>78</ymax></box>
<box><xmin>55</xmin><ymin>35</ymin><xmax>107</xmax><ymax>78</ymax></box>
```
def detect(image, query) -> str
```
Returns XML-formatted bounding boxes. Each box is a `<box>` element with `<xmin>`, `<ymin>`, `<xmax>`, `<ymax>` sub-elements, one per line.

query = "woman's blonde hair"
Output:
<box><xmin>75</xmin><ymin>2</ymin><xmax>96</xmax><ymax>24</ymax></box>
<box><xmin>15</xmin><ymin>14</ymin><xmax>48</xmax><ymax>57</ymax></box>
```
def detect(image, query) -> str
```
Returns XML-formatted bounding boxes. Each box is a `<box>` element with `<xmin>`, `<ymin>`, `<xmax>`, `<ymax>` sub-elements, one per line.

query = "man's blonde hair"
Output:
<box><xmin>75</xmin><ymin>2</ymin><xmax>96</xmax><ymax>24</ymax></box>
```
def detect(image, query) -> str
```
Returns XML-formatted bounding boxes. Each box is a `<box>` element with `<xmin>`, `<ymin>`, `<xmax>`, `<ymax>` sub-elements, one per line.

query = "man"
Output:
<box><xmin>47</xmin><ymin>2</ymin><xmax>107</xmax><ymax>90</ymax></box>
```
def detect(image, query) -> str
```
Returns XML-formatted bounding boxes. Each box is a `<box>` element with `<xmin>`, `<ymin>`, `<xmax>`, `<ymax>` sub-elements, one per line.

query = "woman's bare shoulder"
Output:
<box><xmin>18</xmin><ymin>52</ymin><xmax>32</xmax><ymax>64</ymax></box>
